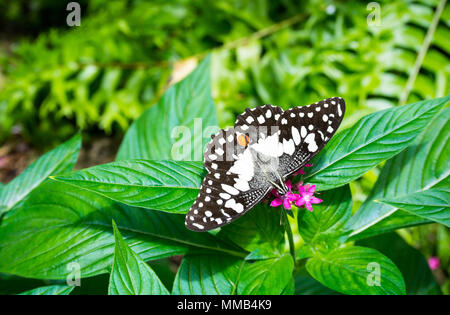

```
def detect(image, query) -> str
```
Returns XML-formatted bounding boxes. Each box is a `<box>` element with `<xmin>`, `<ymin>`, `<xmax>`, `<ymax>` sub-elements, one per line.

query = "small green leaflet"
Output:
<box><xmin>52</xmin><ymin>160</ymin><xmax>204</xmax><ymax>214</ymax></box>
<box><xmin>306</xmin><ymin>246</ymin><xmax>406</xmax><ymax>295</ymax></box>
<box><xmin>18</xmin><ymin>285</ymin><xmax>74</xmax><ymax>295</ymax></box>
<box><xmin>0</xmin><ymin>133</ymin><xmax>81</xmax><ymax>214</ymax></box>
<box><xmin>108</xmin><ymin>221</ymin><xmax>169</xmax><ymax>295</ymax></box>
<box><xmin>378</xmin><ymin>185</ymin><xmax>449</xmax><ymax>227</ymax></box>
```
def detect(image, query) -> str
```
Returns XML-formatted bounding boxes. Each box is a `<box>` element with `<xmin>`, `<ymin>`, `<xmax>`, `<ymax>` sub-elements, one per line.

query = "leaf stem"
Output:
<box><xmin>282</xmin><ymin>209</ymin><xmax>296</xmax><ymax>262</ymax></box>
<box><xmin>399</xmin><ymin>0</ymin><xmax>447</xmax><ymax>105</ymax></box>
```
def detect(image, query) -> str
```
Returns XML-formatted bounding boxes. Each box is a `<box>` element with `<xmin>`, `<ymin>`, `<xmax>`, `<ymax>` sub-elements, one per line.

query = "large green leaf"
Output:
<box><xmin>116</xmin><ymin>56</ymin><xmax>218</xmax><ymax>161</ymax></box>
<box><xmin>237</xmin><ymin>255</ymin><xmax>294</xmax><ymax>295</ymax></box>
<box><xmin>378</xmin><ymin>184</ymin><xmax>450</xmax><ymax>227</ymax></box>
<box><xmin>217</xmin><ymin>203</ymin><xmax>285</xmax><ymax>259</ymax></box>
<box><xmin>172</xmin><ymin>253</ymin><xmax>244</xmax><ymax>295</ymax></box>
<box><xmin>294</xmin><ymin>268</ymin><xmax>338</xmax><ymax>295</ymax></box>
<box><xmin>0</xmin><ymin>180</ymin><xmax>246</xmax><ymax>280</ymax></box>
<box><xmin>306</xmin><ymin>246</ymin><xmax>406</xmax><ymax>295</ymax></box>
<box><xmin>52</xmin><ymin>160</ymin><xmax>204</xmax><ymax>214</ymax></box>
<box><xmin>346</xmin><ymin>107</ymin><xmax>449</xmax><ymax>237</ymax></box>
<box><xmin>348</xmin><ymin>211</ymin><xmax>431</xmax><ymax>241</ymax></box>
<box><xmin>108</xmin><ymin>221</ymin><xmax>169</xmax><ymax>295</ymax></box>
<box><xmin>357</xmin><ymin>233</ymin><xmax>441</xmax><ymax>295</ymax></box>
<box><xmin>305</xmin><ymin>96</ymin><xmax>449</xmax><ymax>191</ymax></box>
<box><xmin>298</xmin><ymin>185</ymin><xmax>352</xmax><ymax>247</ymax></box>
<box><xmin>0</xmin><ymin>133</ymin><xmax>81</xmax><ymax>214</ymax></box>
<box><xmin>18</xmin><ymin>285</ymin><xmax>74</xmax><ymax>295</ymax></box>
<box><xmin>173</xmin><ymin>253</ymin><xmax>294</xmax><ymax>295</ymax></box>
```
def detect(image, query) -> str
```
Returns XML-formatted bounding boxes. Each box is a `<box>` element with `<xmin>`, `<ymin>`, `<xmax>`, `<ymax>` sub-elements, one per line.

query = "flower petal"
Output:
<box><xmin>295</xmin><ymin>199</ymin><xmax>306</xmax><ymax>207</ymax></box>
<box><xmin>295</xmin><ymin>169</ymin><xmax>305</xmax><ymax>175</ymax></box>
<box><xmin>305</xmin><ymin>203</ymin><xmax>313</xmax><ymax>212</ymax></box>
<box><xmin>283</xmin><ymin>199</ymin><xmax>292</xmax><ymax>210</ymax></box>
<box><xmin>270</xmin><ymin>198</ymin><xmax>283</xmax><ymax>207</ymax></box>
<box><xmin>271</xmin><ymin>189</ymin><xmax>280</xmax><ymax>198</ymax></box>
<box><xmin>310</xmin><ymin>197</ymin><xmax>322</xmax><ymax>204</ymax></box>
<box><xmin>286</xmin><ymin>180</ymin><xmax>292</xmax><ymax>190</ymax></box>
<box><xmin>298</xmin><ymin>185</ymin><xmax>305</xmax><ymax>194</ymax></box>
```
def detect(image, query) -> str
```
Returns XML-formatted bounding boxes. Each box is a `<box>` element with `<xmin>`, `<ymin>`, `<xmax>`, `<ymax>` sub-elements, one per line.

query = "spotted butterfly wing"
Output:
<box><xmin>277</xmin><ymin>97</ymin><xmax>345</xmax><ymax>178</ymax></box>
<box><xmin>185</xmin><ymin>98</ymin><xmax>345</xmax><ymax>231</ymax></box>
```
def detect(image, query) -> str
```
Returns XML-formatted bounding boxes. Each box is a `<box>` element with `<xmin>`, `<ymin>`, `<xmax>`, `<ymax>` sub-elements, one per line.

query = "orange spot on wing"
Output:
<box><xmin>237</xmin><ymin>134</ymin><xmax>251</xmax><ymax>147</ymax></box>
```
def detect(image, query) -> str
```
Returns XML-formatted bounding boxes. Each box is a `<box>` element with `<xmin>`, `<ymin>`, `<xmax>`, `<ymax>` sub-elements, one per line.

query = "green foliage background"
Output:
<box><xmin>0</xmin><ymin>0</ymin><xmax>448</xmax><ymax>295</ymax></box>
<box><xmin>1</xmin><ymin>0</ymin><xmax>448</xmax><ymax>145</ymax></box>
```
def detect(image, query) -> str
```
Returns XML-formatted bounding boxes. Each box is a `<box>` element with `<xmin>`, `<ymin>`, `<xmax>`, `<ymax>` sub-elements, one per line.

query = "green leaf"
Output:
<box><xmin>0</xmin><ymin>180</ymin><xmax>246</xmax><ymax>280</ymax></box>
<box><xmin>305</xmin><ymin>96</ymin><xmax>449</xmax><ymax>191</ymax></box>
<box><xmin>18</xmin><ymin>285</ymin><xmax>74</xmax><ymax>295</ymax></box>
<box><xmin>0</xmin><ymin>274</ymin><xmax>48</xmax><ymax>295</ymax></box>
<box><xmin>378</xmin><ymin>185</ymin><xmax>450</xmax><ymax>227</ymax></box>
<box><xmin>0</xmin><ymin>133</ymin><xmax>81</xmax><ymax>214</ymax></box>
<box><xmin>52</xmin><ymin>160</ymin><xmax>204</xmax><ymax>214</ymax></box>
<box><xmin>348</xmin><ymin>211</ymin><xmax>430</xmax><ymax>241</ymax></box>
<box><xmin>294</xmin><ymin>268</ymin><xmax>338</xmax><ymax>295</ymax></box>
<box><xmin>116</xmin><ymin>56</ymin><xmax>218</xmax><ymax>161</ymax></box>
<box><xmin>237</xmin><ymin>255</ymin><xmax>294</xmax><ymax>295</ymax></box>
<box><xmin>108</xmin><ymin>221</ymin><xmax>169</xmax><ymax>295</ymax></box>
<box><xmin>281</xmin><ymin>277</ymin><xmax>295</xmax><ymax>295</ymax></box>
<box><xmin>217</xmin><ymin>203</ymin><xmax>285</xmax><ymax>258</ymax></box>
<box><xmin>346</xmin><ymin>107</ymin><xmax>449</xmax><ymax>237</ymax></box>
<box><xmin>172</xmin><ymin>254</ymin><xmax>244</xmax><ymax>295</ymax></box>
<box><xmin>306</xmin><ymin>246</ymin><xmax>406</xmax><ymax>295</ymax></box>
<box><xmin>298</xmin><ymin>185</ymin><xmax>352</xmax><ymax>247</ymax></box>
<box><xmin>357</xmin><ymin>233</ymin><xmax>441</xmax><ymax>294</ymax></box>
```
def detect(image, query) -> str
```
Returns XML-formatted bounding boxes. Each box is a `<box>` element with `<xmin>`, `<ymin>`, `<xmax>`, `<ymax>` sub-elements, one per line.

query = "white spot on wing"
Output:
<box><xmin>283</xmin><ymin>138</ymin><xmax>295</xmax><ymax>155</ymax></box>
<box><xmin>305</xmin><ymin>133</ymin><xmax>318</xmax><ymax>152</ymax></box>
<box><xmin>225</xmin><ymin>199</ymin><xmax>244</xmax><ymax>213</ymax></box>
<box><xmin>234</xmin><ymin>179</ymin><xmax>250</xmax><ymax>191</ymax></box>
<box><xmin>221</xmin><ymin>184</ymin><xmax>239</xmax><ymax>195</ymax></box>
<box><xmin>301</xmin><ymin>126</ymin><xmax>307</xmax><ymax>138</ymax></box>
<box><xmin>192</xmin><ymin>223</ymin><xmax>204</xmax><ymax>230</ymax></box>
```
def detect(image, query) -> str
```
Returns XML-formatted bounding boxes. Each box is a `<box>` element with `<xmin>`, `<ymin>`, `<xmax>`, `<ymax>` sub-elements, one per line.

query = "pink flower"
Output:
<box><xmin>269</xmin><ymin>181</ymin><xmax>300</xmax><ymax>210</ymax></box>
<box><xmin>295</xmin><ymin>184</ymin><xmax>322</xmax><ymax>212</ymax></box>
<box><xmin>294</xmin><ymin>163</ymin><xmax>313</xmax><ymax>175</ymax></box>
<box><xmin>428</xmin><ymin>257</ymin><xmax>440</xmax><ymax>270</ymax></box>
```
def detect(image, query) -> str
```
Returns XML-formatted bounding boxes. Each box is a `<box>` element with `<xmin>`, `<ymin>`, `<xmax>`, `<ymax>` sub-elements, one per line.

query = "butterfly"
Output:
<box><xmin>185</xmin><ymin>97</ymin><xmax>345</xmax><ymax>231</ymax></box>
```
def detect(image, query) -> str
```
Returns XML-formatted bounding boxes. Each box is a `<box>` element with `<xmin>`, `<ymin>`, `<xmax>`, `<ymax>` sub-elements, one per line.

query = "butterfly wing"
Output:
<box><xmin>185</xmin><ymin>105</ymin><xmax>284</xmax><ymax>231</ymax></box>
<box><xmin>185</xmin><ymin>98</ymin><xmax>345</xmax><ymax>231</ymax></box>
<box><xmin>277</xmin><ymin>97</ymin><xmax>346</xmax><ymax>178</ymax></box>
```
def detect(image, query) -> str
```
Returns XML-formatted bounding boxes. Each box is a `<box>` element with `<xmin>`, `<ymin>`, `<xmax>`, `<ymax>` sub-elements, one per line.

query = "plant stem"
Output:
<box><xmin>399</xmin><ymin>0</ymin><xmax>446</xmax><ymax>105</ymax></box>
<box><xmin>282</xmin><ymin>209</ymin><xmax>296</xmax><ymax>262</ymax></box>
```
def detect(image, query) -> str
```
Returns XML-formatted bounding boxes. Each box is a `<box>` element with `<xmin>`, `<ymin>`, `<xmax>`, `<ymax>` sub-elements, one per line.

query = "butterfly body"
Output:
<box><xmin>186</xmin><ymin>97</ymin><xmax>345</xmax><ymax>231</ymax></box>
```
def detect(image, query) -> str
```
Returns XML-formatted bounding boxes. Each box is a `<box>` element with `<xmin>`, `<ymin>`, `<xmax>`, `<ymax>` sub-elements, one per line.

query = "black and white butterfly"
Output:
<box><xmin>185</xmin><ymin>97</ymin><xmax>345</xmax><ymax>231</ymax></box>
